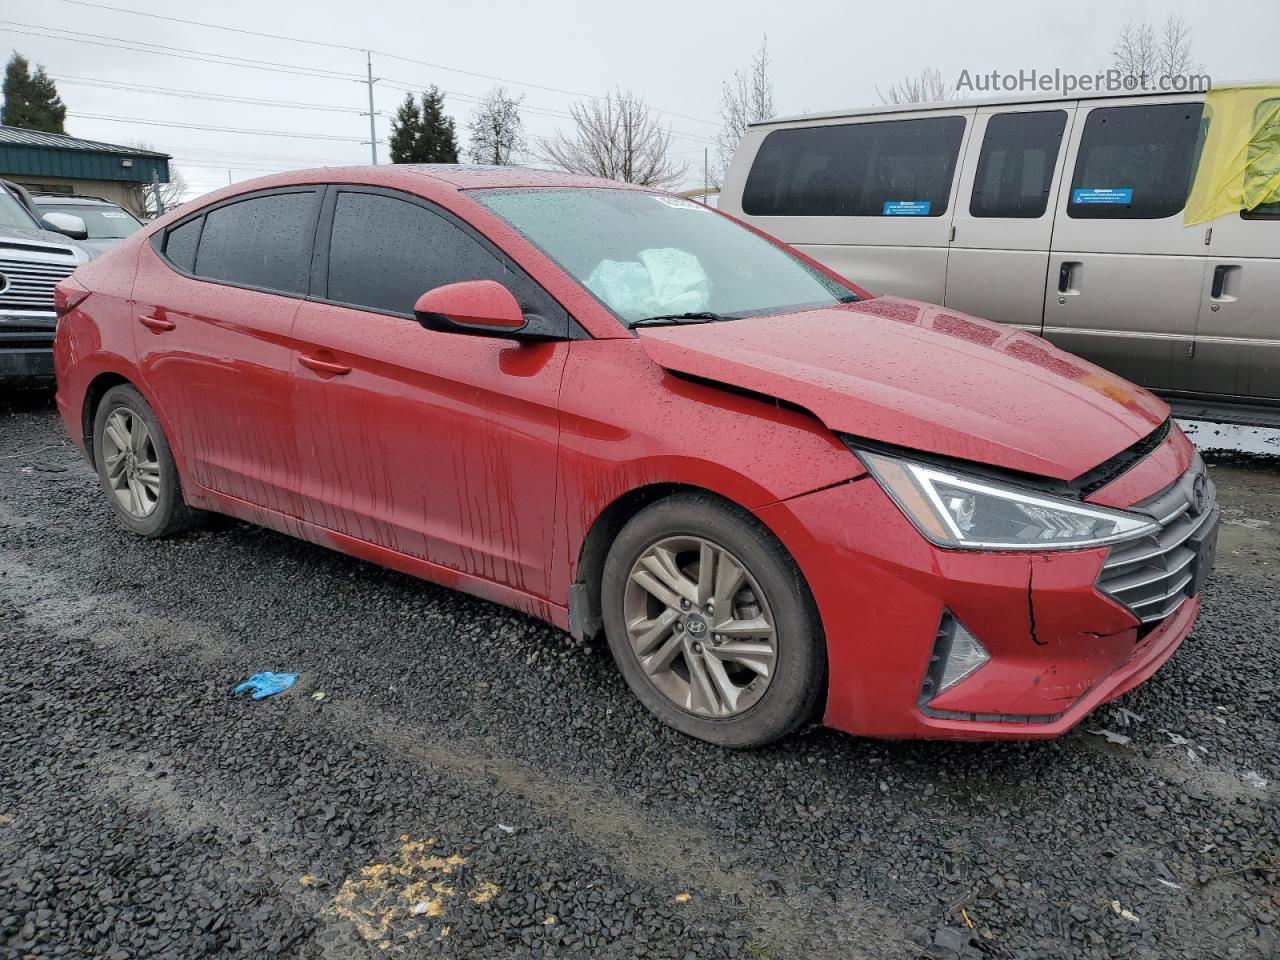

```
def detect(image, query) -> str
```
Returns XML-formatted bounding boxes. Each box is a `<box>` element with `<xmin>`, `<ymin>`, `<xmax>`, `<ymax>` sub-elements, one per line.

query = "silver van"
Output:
<box><xmin>719</xmin><ymin>87</ymin><xmax>1280</xmax><ymax>425</ymax></box>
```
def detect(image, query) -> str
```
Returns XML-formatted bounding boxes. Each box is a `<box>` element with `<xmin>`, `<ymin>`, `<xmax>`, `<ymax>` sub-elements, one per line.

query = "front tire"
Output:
<box><xmin>92</xmin><ymin>384</ymin><xmax>203</xmax><ymax>538</ymax></box>
<box><xmin>601</xmin><ymin>493</ymin><xmax>825</xmax><ymax>747</ymax></box>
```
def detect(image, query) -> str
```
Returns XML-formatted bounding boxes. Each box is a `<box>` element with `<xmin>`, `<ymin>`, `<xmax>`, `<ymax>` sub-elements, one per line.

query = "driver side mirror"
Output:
<box><xmin>413</xmin><ymin>280</ymin><xmax>528</xmax><ymax>338</ymax></box>
<box><xmin>41</xmin><ymin>212</ymin><xmax>89</xmax><ymax>241</ymax></box>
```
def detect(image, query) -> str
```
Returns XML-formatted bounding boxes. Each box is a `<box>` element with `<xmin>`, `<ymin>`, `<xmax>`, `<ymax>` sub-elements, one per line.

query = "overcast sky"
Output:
<box><xmin>6</xmin><ymin>0</ymin><xmax>1278</xmax><ymax>196</ymax></box>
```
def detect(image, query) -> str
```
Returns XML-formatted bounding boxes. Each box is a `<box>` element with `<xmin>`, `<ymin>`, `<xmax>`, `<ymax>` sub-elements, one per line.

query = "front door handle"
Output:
<box><xmin>137</xmin><ymin>313</ymin><xmax>175</xmax><ymax>333</ymax></box>
<box><xmin>1057</xmin><ymin>261</ymin><xmax>1081</xmax><ymax>294</ymax></box>
<box><xmin>298</xmin><ymin>354</ymin><xmax>352</xmax><ymax>376</ymax></box>
<box><xmin>1210</xmin><ymin>264</ymin><xmax>1240</xmax><ymax>300</ymax></box>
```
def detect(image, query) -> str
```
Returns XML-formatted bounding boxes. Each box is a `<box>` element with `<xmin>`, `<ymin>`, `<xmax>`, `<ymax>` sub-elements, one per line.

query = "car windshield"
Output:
<box><xmin>37</xmin><ymin>203</ymin><xmax>141</xmax><ymax>239</ymax></box>
<box><xmin>474</xmin><ymin>187</ymin><xmax>855</xmax><ymax>326</ymax></box>
<box><xmin>0</xmin><ymin>188</ymin><xmax>39</xmax><ymax>229</ymax></box>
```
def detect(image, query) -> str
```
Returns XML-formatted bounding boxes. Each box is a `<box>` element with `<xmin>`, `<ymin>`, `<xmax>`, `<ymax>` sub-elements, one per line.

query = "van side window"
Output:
<box><xmin>1068</xmin><ymin>103</ymin><xmax>1205</xmax><ymax>220</ymax></box>
<box><xmin>742</xmin><ymin>116</ymin><xmax>967</xmax><ymax>217</ymax></box>
<box><xmin>970</xmin><ymin>111</ymin><xmax>1067</xmax><ymax>219</ymax></box>
<box><xmin>193</xmin><ymin>191</ymin><xmax>319</xmax><ymax>295</ymax></box>
<box><xmin>1241</xmin><ymin>98</ymin><xmax>1280</xmax><ymax>220</ymax></box>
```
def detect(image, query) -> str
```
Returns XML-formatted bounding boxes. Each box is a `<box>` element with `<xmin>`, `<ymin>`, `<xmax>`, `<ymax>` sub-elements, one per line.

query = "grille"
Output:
<box><xmin>0</xmin><ymin>257</ymin><xmax>78</xmax><ymax>313</ymax></box>
<box><xmin>1097</xmin><ymin>455</ymin><xmax>1219</xmax><ymax>625</ymax></box>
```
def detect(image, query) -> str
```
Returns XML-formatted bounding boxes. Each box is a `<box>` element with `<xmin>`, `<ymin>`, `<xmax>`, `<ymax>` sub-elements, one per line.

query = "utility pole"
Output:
<box><xmin>703</xmin><ymin>148</ymin><xmax>708</xmax><ymax>204</ymax></box>
<box><xmin>365</xmin><ymin>50</ymin><xmax>378</xmax><ymax>164</ymax></box>
<box><xmin>150</xmin><ymin>169</ymin><xmax>165</xmax><ymax>217</ymax></box>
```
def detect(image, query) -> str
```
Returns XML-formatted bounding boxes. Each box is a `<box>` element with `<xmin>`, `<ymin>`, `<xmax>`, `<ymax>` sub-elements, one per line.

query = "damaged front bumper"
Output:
<box><xmin>756</xmin><ymin>473</ymin><xmax>1205</xmax><ymax>740</ymax></box>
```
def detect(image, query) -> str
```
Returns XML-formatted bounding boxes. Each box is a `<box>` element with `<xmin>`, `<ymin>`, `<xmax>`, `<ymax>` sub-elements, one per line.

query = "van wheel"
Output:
<box><xmin>601</xmin><ymin>493</ymin><xmax>825</xmax><ymax>748</ymax></box>
<box><xmin>92</xmin><ymin>384</ymin><xmax>204</xmax><ymax>538</ymax></box>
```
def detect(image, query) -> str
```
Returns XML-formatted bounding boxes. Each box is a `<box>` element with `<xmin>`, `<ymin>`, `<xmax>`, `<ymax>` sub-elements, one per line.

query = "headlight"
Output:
<box><xmin>856</xmin><ymin>449</ymin><xmax>1159</xmax><ymax>551</ymax></box>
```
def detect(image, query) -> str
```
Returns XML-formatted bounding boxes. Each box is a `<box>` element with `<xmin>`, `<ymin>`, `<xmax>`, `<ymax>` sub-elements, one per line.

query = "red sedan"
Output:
<box><xmin>52</xmin><ymin>167</ymin><xmax>1218</xmax><ymax>746</ymax></box>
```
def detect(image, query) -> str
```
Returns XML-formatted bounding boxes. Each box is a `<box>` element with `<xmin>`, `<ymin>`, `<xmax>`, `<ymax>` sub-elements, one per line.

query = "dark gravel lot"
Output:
<box><xmin>1</xmin><ymin>388</ymin><xmax>1276</xmax><ymax>960</ymax></box>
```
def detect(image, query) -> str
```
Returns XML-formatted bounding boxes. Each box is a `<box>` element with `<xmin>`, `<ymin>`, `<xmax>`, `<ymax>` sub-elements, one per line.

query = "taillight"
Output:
<box><xmin>54</xmin><ymin>276</ymin><xmax>92</xmax><ymax>318</ymax></box>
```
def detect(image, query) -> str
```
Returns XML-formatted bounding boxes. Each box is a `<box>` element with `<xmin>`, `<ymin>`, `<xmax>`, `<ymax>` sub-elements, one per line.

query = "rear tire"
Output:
<box><xmin>601</xmin><ymin>492</ymin><xmax>825</xmax><ymax>748</ymax></box>
<box><xmin>92</xmin><ymin>384</ymin><xmax>204</xmax><ymax>538</ymax></box>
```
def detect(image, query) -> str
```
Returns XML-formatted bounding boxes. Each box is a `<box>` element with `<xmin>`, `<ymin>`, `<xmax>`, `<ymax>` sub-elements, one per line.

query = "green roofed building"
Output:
<box><xmin>0</xmin><ymin>125</ymin><xmax>168</xmax><ymax>218</ymax></box>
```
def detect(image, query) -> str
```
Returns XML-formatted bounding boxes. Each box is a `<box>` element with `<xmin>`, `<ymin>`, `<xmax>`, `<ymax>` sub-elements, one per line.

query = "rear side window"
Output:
<box><xmin>163</xmin><ymin>217</ymin><xmax>201</xmax><ymax>273</ymax></box>
<box><xmin>193</xmin><ymin>191</ymin><xmax>318</xmax><ymax>294</ymax></box>
<box><xmin>742</xmin><ymin>116</ymin><xmax>967</xmax><ymax>217</ymax></box>
<box><xmin>1242</xmin><ymin>98</ymin><xmax>1280</xmax><ymax>220</ymax></box>
<box><xmin>970</xmin><ymin>111</ymin><xmax>1068</xmax><ymax>218</ymax></box>
<box><xmin>1068</xmin><ymin>103</ymin><xmax>1205</xmax><ymax>219</ymax></box>
<box><xmin>325</xmin><ymin>190</ymin><xmax>553</xmax><ymax>318</ymax></box>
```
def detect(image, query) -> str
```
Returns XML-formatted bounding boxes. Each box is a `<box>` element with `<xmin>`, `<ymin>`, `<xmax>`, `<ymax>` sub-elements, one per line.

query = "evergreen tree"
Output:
<box><xmin>1</xmin><ymin>53</ymin><xmax>68</xmax><ymax>133</ymax></box>
<box><xmin>388</xmin><ymin>93</ymin><xmax>423</xmax><ymax>163</ymax></box>
<box><xmin>389</xmin><ymin>87</ymin><xmax>459</xmax><ymax>164</ymax></box>
<box><xmin>417</xmin><ymin>86</ymin><xmax>459</xmax><ymax>163</ymax></box>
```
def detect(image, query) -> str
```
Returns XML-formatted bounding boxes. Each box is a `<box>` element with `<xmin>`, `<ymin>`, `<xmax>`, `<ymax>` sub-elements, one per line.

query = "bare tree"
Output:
<box><xmin>715</xmin><ymin>36</ymin><xmax>775</xmax><ymax>183</ymax></box>
<box><xmin>467</xmin><ymin>86</ymin><xmax>526</xmax><ymax>165</ymax></box>
<box><xmin>539</xmin><ymin>89</ymin><xmax>686</xmax><ymax>188</ymax></box>
<box><xmin>129</xmin><ymin>141</ymin><xmax>187</xmax><ymax>216</ymax></box>
<box><xmin>877</xmin><ymin>67</ymin><xmax>953</xmax><ymax>105</ymax></box>
<box><xmin>1112</xmin><ymin>15</ymin><xmax>1201</xmax><ymax>79</ymax></box>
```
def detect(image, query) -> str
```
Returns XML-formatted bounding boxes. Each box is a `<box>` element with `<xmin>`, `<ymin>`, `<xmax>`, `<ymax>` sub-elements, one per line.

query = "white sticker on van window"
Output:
<box><xmin>1071</xmin><ymin>188</ymin><xmax>1133</xmax><ymax>205</ymax></box>
<box><xmin>101</xmin><ymin>211</ymin><xmax>130</xmax><ymax>218</ymax></box>
<box><xmin>882</xmin><ymin>201</ymin><xmax>931</xmax><ymax>216</ymax></box>
<box><xmin>653</xmin><ymin>195</ymin><xmax>711</xmax><ymax>211</ymax></box>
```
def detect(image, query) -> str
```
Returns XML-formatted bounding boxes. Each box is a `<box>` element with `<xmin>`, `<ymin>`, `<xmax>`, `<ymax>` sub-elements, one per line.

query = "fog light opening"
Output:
<box><xmin>920</xmin><ymin>613</ymin><xmax>991</xmax><ymax>704</ymax></box>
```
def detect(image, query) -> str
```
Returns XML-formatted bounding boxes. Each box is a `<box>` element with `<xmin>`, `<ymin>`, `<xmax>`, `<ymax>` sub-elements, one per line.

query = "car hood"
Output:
<box><xmin>0</xmin><ymin>224</ymin><xmax>94</xmax><ymax>259</ymax></box>
<box><xmin>637</xmin><ymin>297</ymin><xmax>1169</xmax><ymax>481</ymax></box>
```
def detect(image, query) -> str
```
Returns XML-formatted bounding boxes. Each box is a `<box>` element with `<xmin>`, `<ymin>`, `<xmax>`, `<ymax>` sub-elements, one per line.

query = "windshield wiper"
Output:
<box><xmin>628</xmin><ymin>311</ymin><xmax>732</xmax><ymax>329</ymax></box>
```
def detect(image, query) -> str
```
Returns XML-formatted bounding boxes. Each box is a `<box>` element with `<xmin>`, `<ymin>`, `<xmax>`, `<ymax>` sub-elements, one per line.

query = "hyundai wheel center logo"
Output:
<box><xmin>685</xmin><ymin>617</ymin><xmax>708</xmax><ymax>638</ymax></box>
<box><xmin>1191</xmin><ymin>474</ymin><xmax>1209</xmax><ymax>514</ymax></box>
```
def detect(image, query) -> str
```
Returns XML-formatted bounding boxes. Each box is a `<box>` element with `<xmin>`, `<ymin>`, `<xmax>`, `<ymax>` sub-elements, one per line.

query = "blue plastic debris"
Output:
<box><xmin>233</xmin><ymin>672</ymin><xmax>298</xmax><ymax>700</ymax></box>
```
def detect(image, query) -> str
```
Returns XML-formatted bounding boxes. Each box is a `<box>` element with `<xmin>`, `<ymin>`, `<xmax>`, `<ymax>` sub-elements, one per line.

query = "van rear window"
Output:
<box><xmin>1068</xmin><ymin>103</ymin><xmax>1206</xmax><ymax>220</ymax></box>
<box><xmin>741</xmin><ymin>116</ymin><xmax>967</xmax><ymax>218</ymax></box>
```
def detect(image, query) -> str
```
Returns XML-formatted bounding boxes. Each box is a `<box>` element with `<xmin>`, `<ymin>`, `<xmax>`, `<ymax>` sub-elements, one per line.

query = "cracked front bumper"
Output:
<box><xmin>757</xmin><ymin>475</ymin><xmax>1199</xmax><ymax>740</ymax></box>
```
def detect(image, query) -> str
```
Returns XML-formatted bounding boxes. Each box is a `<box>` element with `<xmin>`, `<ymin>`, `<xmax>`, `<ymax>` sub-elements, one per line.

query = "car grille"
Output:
<box><xmin>1097</xmin><ymin>455</ymin><xmax>1219</xmax><ymax>625</ymax></box>
<box><xmin>0</xmin><ymin>257</ymin><xmax>77</xmax><ymax>313</ymax></box>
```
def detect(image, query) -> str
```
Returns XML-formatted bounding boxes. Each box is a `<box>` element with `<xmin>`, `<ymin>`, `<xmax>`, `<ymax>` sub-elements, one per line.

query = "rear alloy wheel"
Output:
<box><xmin>92</xmin><ymin>384</ymin><xmax>204</xmax><ymax>538</ymax></box>
<box><xmin>602</xmin><ymin>493</ymin><xmax>824</xmax><ymax>747</ymax></box>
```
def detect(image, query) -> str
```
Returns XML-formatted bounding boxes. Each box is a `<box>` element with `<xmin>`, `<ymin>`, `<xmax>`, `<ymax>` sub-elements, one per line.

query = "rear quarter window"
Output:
<box><xmin>742</xmin><ymin>115</ymin><xmax>967</xmax><ymax>217</ymax></box>
<box><xmin>162</xmin><ymin>217</ymin><xmax>202</xmax><ymax>273</ymax></box>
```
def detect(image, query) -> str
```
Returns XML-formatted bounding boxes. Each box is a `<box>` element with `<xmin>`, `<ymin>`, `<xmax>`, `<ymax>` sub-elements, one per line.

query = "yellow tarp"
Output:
<box><xmin>1184</xmin><ymin>85</ymin><xmax>1280</xmax><ymax>226</ymax></box>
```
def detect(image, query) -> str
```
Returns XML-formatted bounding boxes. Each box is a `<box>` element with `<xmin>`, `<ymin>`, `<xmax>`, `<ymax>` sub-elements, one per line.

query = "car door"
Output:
<box><xmin>1188</xmin><ymin>94</ymin><xmax>1280</xmax><ymax>402</ymax></box>
<box><xmin>945</xmin><ymin>105</ymin><xmax>1074</xmax><ymax>330</ymax></box>
<box><xmin>133</xmin><ymin>188</ymin><xmax>321</xmax><ymax>516</ymax></box>
<box><xmin>1041</xmin><ymin>97</ymin><xmax>1208</xmax><ymax>391</ymax></box>
<box><xmin>290</xmin><ymin>186</ymin><xmax>572</xmax><ymax>598</ymax></box>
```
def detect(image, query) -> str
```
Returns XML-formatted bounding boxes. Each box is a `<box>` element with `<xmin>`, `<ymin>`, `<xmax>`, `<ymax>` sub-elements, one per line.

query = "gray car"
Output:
<box><xmin>0</xmin><ymin>180</ymin><xmax>95</xmax><ymax>384</ymax></box>
<box><xmin>32</xmin><ymin>194</ymin><xmax>144</xmax><ymax>256</ymax></box>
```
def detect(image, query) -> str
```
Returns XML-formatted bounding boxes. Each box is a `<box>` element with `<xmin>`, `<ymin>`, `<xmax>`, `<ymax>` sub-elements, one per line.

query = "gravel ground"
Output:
<box><xmin>0</xmin><ymin>389</ymin><xmax>1276</xmax><ymax>960</ymax></box>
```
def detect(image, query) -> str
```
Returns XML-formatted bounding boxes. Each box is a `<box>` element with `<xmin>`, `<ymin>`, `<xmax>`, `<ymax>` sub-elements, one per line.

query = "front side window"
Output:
<box><xmin>970</xmin><ymin>111</ymin><xmax>1068</xmax><ymax>219</ymax></box>
<box><xmin>193</xmin><ymin>191</ymin><xmax>318</xmax><ymax>294</ymax></box>
<box><xmin>324</xmin><ymin>190</ymin><xmax>553</xmax><ymax>318</ymax></box>
<box><xmin>1068</xmin><ymin>103</ymin><xmax>1206</xmax><ymax>219</ymax></box>
<box><xmin>741</xmin><ymin>116</ymin><xmax>967</xmax><ymax>217</ymax></box>
<box><xmin>476</xmin><ymin>188</ymin><xmax>855</xmax><ymax>326</ymax></box>
<box><xmin>38</xmin><ymin>204</ymin><xmax>142</xmax><ymax>239</ymax></box>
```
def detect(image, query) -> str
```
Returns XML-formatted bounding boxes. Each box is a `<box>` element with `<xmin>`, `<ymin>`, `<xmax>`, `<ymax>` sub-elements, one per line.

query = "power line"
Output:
<box><xmin>39</xmin><ymin>0</ymin><xmax>719</xmax><ymax>126</ymax></box>
<box><xmin>50</xmin><ymin>74</ymin><xmax>366</xmax><ymax>114</ymax></box>
<box><xmin>68</xmin><ymin>111</ymin><xmax>378</xmax><ymax>143</ymax></box>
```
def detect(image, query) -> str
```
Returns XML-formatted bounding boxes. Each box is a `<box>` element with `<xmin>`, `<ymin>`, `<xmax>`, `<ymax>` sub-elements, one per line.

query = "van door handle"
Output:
<box><xmin>298</xmin><ymin>354</ymin><xmax>352</xmax><ymax>376</ymax></box>
<box><xmin>1210</xmin><ymin>264</ymin><xmax>1243</xmax><ymax>301</ymax></box>
<box><xmin>137</xmin><ymin>313</ymin><xmax>175</xmax><ymax>333</ymax></box>
<box><xmin>1057</xmin><ymin>261</ymin><xmax>1081</xmax><ymax>294</ymax></box>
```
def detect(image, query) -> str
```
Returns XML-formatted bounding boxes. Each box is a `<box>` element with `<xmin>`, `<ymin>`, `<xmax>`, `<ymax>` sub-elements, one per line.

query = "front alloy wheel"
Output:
<box><xmin>601</xmin><ymin>493</ymin><xmax>825</xmax><ymax>748</ymax></box>
<box><xmin>623</xmin><ymin>536</ymin><xmax>777</xmax><ymax>718</ymax></box>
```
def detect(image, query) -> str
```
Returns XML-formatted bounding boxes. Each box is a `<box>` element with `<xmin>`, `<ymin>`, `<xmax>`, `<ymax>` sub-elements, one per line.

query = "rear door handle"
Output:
<box><xmin>298</xmin><ymin>354</ymin><xmax>352</xmax><ymax>376</ymax></box>
<box><xmin>137</xmin><ymin>313</ymin><xmax>175</xmax><ymax>333</ymax></box>
<box><xmin>1210</xmin><ymin>264</ymin><xmax>1240</xmax><ymax>300</ymax></box>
